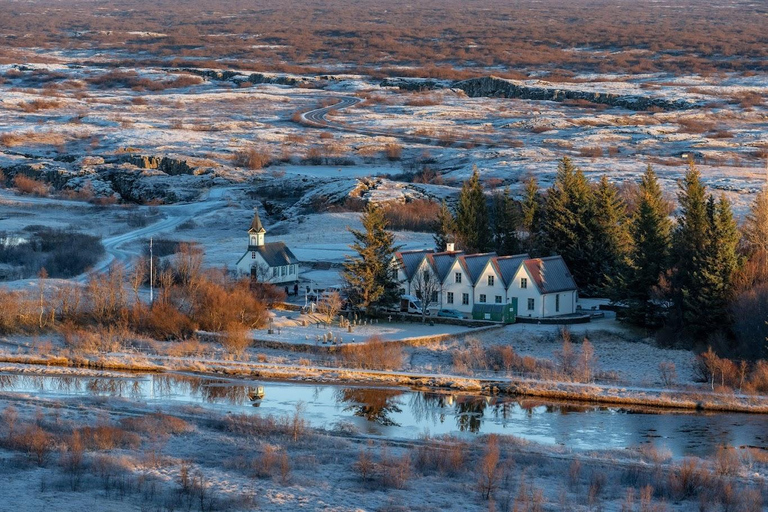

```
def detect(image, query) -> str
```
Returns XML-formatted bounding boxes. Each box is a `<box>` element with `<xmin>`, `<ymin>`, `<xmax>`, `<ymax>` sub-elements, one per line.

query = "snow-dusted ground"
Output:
<box><xmin>260</xmin><ymin>311</ymin><xmax>475</xmax><ymax>345</ymax></box>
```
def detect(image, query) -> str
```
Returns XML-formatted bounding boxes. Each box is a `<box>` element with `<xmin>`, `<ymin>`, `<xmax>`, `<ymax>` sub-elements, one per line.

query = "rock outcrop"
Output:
<box><xmin>454</xmin><ymin>76</ymin><xmax>696</xmax><ymax>111</ymax></box>
<box><xmin>382</xmin><ymin>75</ymin><xmax>697</xmax><ymax>111</ymax></box>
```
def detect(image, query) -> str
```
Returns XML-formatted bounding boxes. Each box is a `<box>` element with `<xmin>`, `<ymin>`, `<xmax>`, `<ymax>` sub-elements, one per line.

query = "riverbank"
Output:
<box><xmin>1</xmin><ymin>353</ymin><xmax>766</xmax><ymax>414</ymax></box>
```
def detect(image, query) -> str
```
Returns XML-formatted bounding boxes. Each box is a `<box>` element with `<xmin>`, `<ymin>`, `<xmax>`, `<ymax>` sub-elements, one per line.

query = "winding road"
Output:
<box><xmin>0</xmin><ymin>187</ymin><xmax>234</xmax><ymax>283</ymax></box>
<box><xmin>299</xmin><ymin>95</ymin><xmax>468</xmax><ymax>146</ymax></box>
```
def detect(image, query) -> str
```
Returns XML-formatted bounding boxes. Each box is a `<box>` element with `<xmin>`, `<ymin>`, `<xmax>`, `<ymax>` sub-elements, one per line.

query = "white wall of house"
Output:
<box><xmin>441</xmin><ymin>259</ymin><xmax>474</xmax><ymax>314</ymax></box>
<box><xmin>541</xmin><ymin>290</ymin><xmax>577</xmax><ymax>317</ymax></box>
<box><xmin>506</xmin><ymin>264</ymin><xmax>545</xmax><ymax>317</ymax></box>
<box><xmin>236</xmin><ymin>252</ymin><xmax>299</xmax><ymax>284</ymax></box>
<box><xmin>473</xmin><ymin>262</ymin><xmax>506</xmax><ymax>307</ymax></box>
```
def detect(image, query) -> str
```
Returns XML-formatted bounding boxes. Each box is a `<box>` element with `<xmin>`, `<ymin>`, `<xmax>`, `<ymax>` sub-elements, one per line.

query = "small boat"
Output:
<box><xmin>248</xmin><ymin>386</ymin><xmax>265</xmax><ymax>401</ymax></box>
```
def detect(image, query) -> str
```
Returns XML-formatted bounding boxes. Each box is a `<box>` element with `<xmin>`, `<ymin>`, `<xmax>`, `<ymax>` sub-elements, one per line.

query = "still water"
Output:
<box><xmin>1</xmin><ymin>371</ymin><xmax>766</xmax><ymax>458</ymax></box>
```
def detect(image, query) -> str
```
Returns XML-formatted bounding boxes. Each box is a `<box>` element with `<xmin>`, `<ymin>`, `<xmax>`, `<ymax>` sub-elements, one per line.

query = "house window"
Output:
<box><xmin>479</xmin><ymin>294</ymin><xmax>486</xmax><ymax>303</ymax></box>
<box><xmin>281</xmin><ymin>266</ymin><xmax>286</xmax><ymax>276</ymax></box>
<box><xmin>556</xmin><ymin>294</ymin><xmax>560</xmax><ymax>312</ymax></box>
<box><xmin>488</xmin><ymin>275</ymin><xmax>494</xmax><ymax>286</ymax></box>
<box><xmin>521</xmin><ymin>278</ymin><xmax>527</xmax><ymax>289</ymax></box>
<box><xmin>431</xmin><ymin>291</ymin><xmax>438</xmax><ymax>302</ymax></box>
<box><xmin>462</xmin><ymin>293</ymin><xmax>469</xmax><ymax>305</ymax></box>
<box><xmin>495</xmin><ymin>295</ymin><xmax>502</xmax><ymax>304</ymax></box>
<box><xmin>527</xmin><ymin>298</ymin><xmax>534</xmax><ymax>311</ymax></box>
<box><xmin>272</xmin><ymin>267</ymin><xmax>278</xmax><ymax>277</ymax></box>
<box><xmin>447</xmin><ymin>292</ymin><xmax>454</xmax><ymax>304</ymax></box>
<box><xmin>252</xmin><ymin>251</ymin><xmax>256</xmax><ymax>259</ymax></box>
<box><xmin>455</xmin><ymin>272</ymin><xmax>462</xmax><ymax>284</ymax></box>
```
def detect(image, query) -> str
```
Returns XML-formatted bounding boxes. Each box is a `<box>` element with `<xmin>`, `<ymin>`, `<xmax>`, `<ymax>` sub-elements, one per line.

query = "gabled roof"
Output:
<box><xmin>458</xmin><ymin>252</ymin><xmax>497</xmax><ymax>284</ymax></box>
<box><xmin>397</xmin><ymin>249</ymin><xmax>432</xmax><ymax>280</ymax></box>
<box><xmin>427</xmin><ymin>250</ymin><xmax>464</xmax><ymax>282</ymax></box>
<box><xmin>495</xmin><ymin>253</ymin><xmax>530</xmax><ymax>288</ymax></box>
<box><xmin>523</xmin><ymin>256</ymin><xmax>578</xmax><ymax>294</ymax></box>
<box><xmin>249</xmin><ymin>209</ymin><xmax>265</xmax><ymax>233</ymax></box>
<box><xmin>254</xmin><ymin>242</ymin><xmax>299</xmax><ymax>267</ymax></box>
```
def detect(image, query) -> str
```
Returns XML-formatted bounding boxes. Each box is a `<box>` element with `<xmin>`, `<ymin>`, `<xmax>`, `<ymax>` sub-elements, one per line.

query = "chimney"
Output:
<box><xmin>446</xmin><ymin>242</ymin><xmax>455</xmax><ymax>252</ymax></box>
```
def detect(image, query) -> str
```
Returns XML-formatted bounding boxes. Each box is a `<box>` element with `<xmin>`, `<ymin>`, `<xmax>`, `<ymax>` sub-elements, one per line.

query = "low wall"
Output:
<box><xmin>516</xmin><ymin>314</ymin><xmax>591</xmax><ymax>325</ymax></box>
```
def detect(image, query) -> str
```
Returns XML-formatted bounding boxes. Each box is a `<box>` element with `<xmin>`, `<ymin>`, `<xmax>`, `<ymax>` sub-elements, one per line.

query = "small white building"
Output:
<box><xmin>235</xmin><ymin>210</ymin><xmax>300</xmax><ymax>284</ymax></box>
<box><xmin>394</xmin><ymin>244</ymin><xmax>578</xmax><ymax>319</ymax></box>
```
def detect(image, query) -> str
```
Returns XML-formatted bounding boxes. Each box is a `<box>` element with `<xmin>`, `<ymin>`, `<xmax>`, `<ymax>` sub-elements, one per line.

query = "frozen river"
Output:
<box><xmin>1</xmin><ymin>370</ymin><xmax>766</xmax><ymax>458</ymax></box>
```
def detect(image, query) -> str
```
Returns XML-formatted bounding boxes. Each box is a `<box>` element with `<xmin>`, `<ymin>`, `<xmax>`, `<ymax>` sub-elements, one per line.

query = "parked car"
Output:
<box><xmin>437</xmin><ymin>309</ymin><xmax>464</xmax><ymax>319</ymax></box>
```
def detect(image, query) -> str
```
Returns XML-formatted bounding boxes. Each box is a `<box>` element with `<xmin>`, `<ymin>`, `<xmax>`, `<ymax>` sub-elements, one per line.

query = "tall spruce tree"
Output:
<box><xmin>492</xmin><ymin>187</ymin><xmax>521</xmax><ymax>256</ymax></box>
<box><xmin>670</xmin><ymin>162</ymin><xmax>710</xmax><ymax>336</ymax></box>
<box><xmin>433</xmin><ymin>200</ymin><xmax>456</xmax><ymax>251</ymax></box>
<box><xmin>342</xmin><ymin>203</ymin><xmax>401</xmax><ymax>314</ymax></box>
<box><xmin>455</xmin><ymin>166</ymin><xmax>491</xmax><ymax>253</ymax></box>
<box><xmin>670</xmin><ymin>162</ymin><xmax>741</xmax><ymax>342</ymax></box>
<box><xmin>539</xmin><ymin>157</ymin><xmax>595</xmax><ymax>291</ymax></box>
<box><xmin>743</xmin><ymin>186</ymin><xmax>768</xmax><ymax>257</ymax></box>
<box><xmin>591</xmin><ymin>175</ymin><xmax>631</xmax><ymax>291</ymax></box>
<box><xmin>620</xmin><ymin>165</ymin><xmax>672</xmax><ymax>327</ymax></box>
<box><xmin>521</xmin><ymin>176</ymin><xmax>541</xmax><ymax>253</ymax></box>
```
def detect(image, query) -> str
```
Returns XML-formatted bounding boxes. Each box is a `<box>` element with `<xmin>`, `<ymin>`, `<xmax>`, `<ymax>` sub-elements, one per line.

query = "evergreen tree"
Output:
<box><xmin>520</xmin><ymin>176</ymin><xmax>541</xmax><ymax>253</ymax></box>
<box><xmin>539</xmin><ymin>157</ymin><xmax>595</xmax><ymax>291</ymax></box>
<box><xmin>669</xmin><ymin>162</ymin><xmax>710</xmax><ymax>336</ymax></box>
<box><xmin>669</xmin><ymin>162</ymin><xmax>741</xmax><ymax>342</ymax></box>
<box><xmin>682</xmin><ymin>195</ymin><xmax>741</xmax><ymax>338</ymax></box>
<box><xmin>743</xmin><ymin>186</ymin><xmax>768</xmax><ymax>257</ymax></box>
<box><xmin>591</xmin><ymin>175</ymin><xmax>631</xmax><ymax>291</ymax></box>
<box><xmin>620</xmin><ymin>165</ymin><xmax>672</xmax><ymax>327</ymax></box>
<box><xmin>342</xmin><ymin>203</ymin><xmax>401</xmax><ymax>314</ymax></box>
<box><xmin>455</xmin><ymin>166</ymin><xmax>491</xmax><ymax>253</ymax></box>
<box><xmin>433</xmin><ymin>200</ymin><xmax>456</xmax><ymax>251</ymax></box>
<box><xmin>492</xmin><ymin>187</ymin><xmax>521</xmax><ymax>256</ymax></box>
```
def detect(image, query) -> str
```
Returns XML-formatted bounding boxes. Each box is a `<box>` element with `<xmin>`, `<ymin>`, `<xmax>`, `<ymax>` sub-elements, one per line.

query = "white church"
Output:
<box><xmin>394</xmin><ymin>243</ymin><xmax>578</xmax><ymax>319</ymax></box>
<box><xmin>235</xmin><ymin>209</ymin><xmax>300</xmax><ymax>284</ymax></box>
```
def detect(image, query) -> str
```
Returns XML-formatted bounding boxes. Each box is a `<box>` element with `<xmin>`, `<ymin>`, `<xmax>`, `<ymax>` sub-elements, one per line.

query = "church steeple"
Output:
<box><xmin>248</xmin><ymin>209</ymin><xmax>266</xmax><ymax>247</ymax></box>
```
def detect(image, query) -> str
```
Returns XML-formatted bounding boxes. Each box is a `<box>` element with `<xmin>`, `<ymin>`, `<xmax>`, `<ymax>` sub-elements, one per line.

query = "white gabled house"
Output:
<box><xmin>393</xmin><ymin>244</ymin><xmax>578</xmax><ymax>319</ymax></box>
<box><xmin>235</xmin><ymin>210</ymin><xmax>300</xmax><ymax>284</ymax></box>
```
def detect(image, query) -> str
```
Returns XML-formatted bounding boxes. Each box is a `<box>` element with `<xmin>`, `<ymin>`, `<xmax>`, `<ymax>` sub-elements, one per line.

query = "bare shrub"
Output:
<box><xmin>79</xmin><ymin>425</ymin><xmax>141</xmax><ymax>450</ymax></box>
<box><xmin>20</xmin><ymin>99</ymin><xmax>62</xmax><ymax>112</ymax></box>
<box><xmin>13</xmin><ymin>175</ymin><xmax>50</xmax><ymax>196</ymax></box>
<box><xmin>668</xmin><ymin>458</ymin><xmax>709</xmax><ymax>499</ymax></box>
<box><xmin>338</xmin><ymin>336</ymin><xmax>404</xmax><ymax>370</ymax></box>
<box><xmin>14</xmin><ymin>424</ymin><xmax>54</xmax><ymax>466</ymax></box>
<box><xmin>384</xmin><ymin>143</ymin><xmax>402</xmax><ymax>161</ymax></box>
<box><xmin>316</xmin><ymin>291</ymin><xmax>342</xmax><ymax>324</ymax></box>
<box><xmin>414</xmin><ymin>436</ymin><xmax>467</xmax><ymax>476</ymax></box>
<box><xmin>60</xmin><ymin>429</ymin><xmax>85</xmax><ymax>490</ymax></box>
<box><xmin>380</xmin><ymin>199</ymin><xmax>440</xmax><ymax>232</ymax></box>
<box><xmin>714</xmin><ymin>446</ymin><xmax>741</xmax><ymax>477</ymax></box>
<box><xmin>658</xmin><ymin>361</ymin><xmax>677</xmax><ymax>387</ymax></box>
<box><xmin>379</xmin><ymin>449</ymin><xmax>412</xmax><ymax>489</ymax></box>
<box><xmin>233</xmin><ymin>147</ymin><xmax>271</xmax><ymax>169</ymax></box>
<box><xmin>120</xmin><ymin>413</ymin><xmax>191</xmax><ymax>436</ymax></box>
<box><xmin>579</xmin><ymin>146</ymin><xmax>603</xmax><ymax>158</ymax></box>
<box><xmin>477</xmin><ymin>434</ymin><xmax>502</xmax><ymax>500</ymax></box>
<box><xmin>354</xmin><ymin>449</ymin><xmax>375</xmax><ymax>482</ymax></box>
<box><xmin>221</xmin><ymin>322</ymin><xmax>252</xmax><ymax>357</ymax></box>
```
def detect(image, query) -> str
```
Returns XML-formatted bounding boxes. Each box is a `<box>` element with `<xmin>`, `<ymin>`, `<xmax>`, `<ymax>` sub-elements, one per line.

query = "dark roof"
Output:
<box><xmin>253</xmin><ymin>242</ymin><xmax>298</xmax><ymax>267</ymax></box>
<box><xmin>523</xmin><ymin>256</ymin><xmax>577</xmax><ymax>294</ymax></box>
<box><xmin>459</xmin><ymin>252</ymin><xmax>497</xmax><ymax>284</ymax></box>
<box><xmin>249</xmin><ymin>210</ymin><xmax>265</xmax><ymax>233</ymax></box>
<box><xmin>397</xmin><ymin>249</ymin><xmax>432</xmax><ymax>280</ymax></box>
<box><xmin>495</xmin><ymin>253</ymin><xmax>530</xmax><ymax>287</ymax></box>
<box><xmin>427</xmin><ymin>251</ymin><xmax>463</xmax><ymax>282</ymax></box>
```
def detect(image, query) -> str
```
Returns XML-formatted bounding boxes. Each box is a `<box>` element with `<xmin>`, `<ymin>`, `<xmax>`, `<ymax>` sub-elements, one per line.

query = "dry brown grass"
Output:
<box><xmin>337</xmin><ymin>336</ymin><xmax>404</xmax><ymax>370</ymax></box>
<box><xmin>232</xmin><ymin>147</ymin><xmax>272</xmax><ymax>170</ymax></box>
<box><xmin>0</xmin><ymin>130</ymin><xmax>66</xmax><ymax>147</ymax></box>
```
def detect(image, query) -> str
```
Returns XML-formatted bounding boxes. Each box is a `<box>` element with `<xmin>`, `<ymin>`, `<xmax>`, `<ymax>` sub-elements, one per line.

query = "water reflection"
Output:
<box><xmin>335</xmin><ymin>388</ymin><xmax>404</xmax><ymax>426</ymax></box>
<box><xmin>0</xmin><ymin>370</ymin><xmax>765</xmax><ymax>458</ymax></box>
